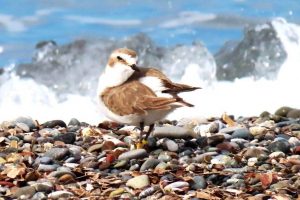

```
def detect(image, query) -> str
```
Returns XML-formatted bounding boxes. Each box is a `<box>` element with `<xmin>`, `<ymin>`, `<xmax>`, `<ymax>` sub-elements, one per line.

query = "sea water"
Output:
<box><xmin>0</xmin><ymin>1</ymin><xmax>300</xmax><ymax>124</ymax></box>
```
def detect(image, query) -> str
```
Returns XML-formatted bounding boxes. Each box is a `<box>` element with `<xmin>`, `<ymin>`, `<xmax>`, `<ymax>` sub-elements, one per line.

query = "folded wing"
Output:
<box><xmin>101</xmin><ymin>80</ymin><xmax>178</xmax><ymax>116</ymax></box>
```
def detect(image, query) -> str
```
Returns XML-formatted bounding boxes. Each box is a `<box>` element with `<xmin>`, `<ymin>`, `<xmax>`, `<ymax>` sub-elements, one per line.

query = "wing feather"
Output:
<box><xmin>101</xmin><ymin>80</ymin><xmax>178</xmax><ymax>116</ymax></box>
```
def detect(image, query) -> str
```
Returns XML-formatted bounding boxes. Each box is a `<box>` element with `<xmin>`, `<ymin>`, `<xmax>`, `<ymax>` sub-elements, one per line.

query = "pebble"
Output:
<box><xmin>2</xmin><ymin>106</ymin><xmax>300</xmax><ymax>199</ymax></box>
<box><xmin>211</xmin><ymin>155</ymin><xmax>236</xmax><ymax>167</ymax></box>
<box><xmin>40</xmin><ymin>156</ymin><xmax>53</xmax><ymax>164</ymax></box>
<box><xmin>53</xmin><ymin>132</ymin><xmax>76</xmax><ymax>144</ymax></box>
<box><xmin>269</xmin><ymin>151</ymin><xmax>285</xmax><ymax>158</ymax></box>
<box><xmin>88</xmin><ymin>143</ymin><xmax>103</xmax><ymax>153</ymax></box>
<box><xmin>16</xmin><ymin>122</ymin><xmax>30</xmax><ymax>132</ymax></box>
<box><xmin>287</xmin><ymin>109</ymin><xmax>300</xmax><ymax>118</ymax></box>
<box><xmin>48</xmin><ymin>191</ymin><xmax>74</xmax><ymax>199</ymax></box>
<box><xmin>158</xmin><ymin>152</ymin><xmax>172</xmax><ymax>162</ymax></box>
<box><xmin>163</xmin><ymin>139</ymin><xmax>179</xmax><ymax>152</ymax></box>
<box><xmin>68</xmin><ymin>118</ymin><xmax>81</xmax><ymax>126</ymax></box>
<box><xmin>140</xmin><ymin>158</ymin><xmax>160</xmax><ymax>171</ymax></box>
<box><xmin>118</xmin><ymin>149</ymin><xmax>148</xmax><ymax>160</ymax></box>
<box><xmin>243</xmin><ymin>147</ymin><xmax>268</xmax><ymax>160</ymax></box>
<box><xmin>12</xmin><ymin>186</ymin><xmax>36</xmax><ymax>198</ymax></box>
<box><xmin>32</xmin><ymin>192</ymin><xmax>47</xmax><ymax>200</ymax></box>
<box><xmin>23</xmin><ymin>134</ymin><xmax>34</xmax><ymax>143</ymax></box>
<box><xmin>153</xmin><ymin>126</ymin><xmax>196</xmax><ymax>139</ymax></box>
<box><xmin>191</xmin><ymin>176</ymin><xmax>207</xmax><ymax>189</ymax></box>
<box><xmin>38</xmin><ymin>164</ymin><xmax>60</xmax><ymax>172</ymax></box>
<box><xmin>126</xmin><ymin>175</ymin><xmax>150</xmax><ymax>189</ymax></box>
<box><xmin>249</xmin><ymin>126</ymin><xmax>267</xmax><ymax>136</ymax></box>
<box><xmin>275</xmin><ymin>106</ymin><xmax>293</xmax><ymax>117</ymax></box>
<box><xmin>14</xmin><ymin>116</ymin><xmax>37</xmax><ymax>130</ymax></box>
<box><xmin>139</xmin><ymin>186</ymin><xmax>160</xmax><ymax>199</ymax></box>
<box><xmin>268</xmin><ymin>140</ymin><xmax>290</xmax><ymax>153</ymax></box>
<box><xmin>247</xmin><ymin>157</ymin><xmax>258</xmax><ymax>166</ymax></box>
<box><xmin>207</xmin><ymin>134</ymin><xmax>225</xmax><ymax>146</ymax></box>
<box><xmin>32</xmin><ymin>182</ymin><xmax>53</xmax><ymax>193</ymax></box>
<box><xmin>44</xmin><ymin>148</ymin><xmax>69</xmax><ymax>160</ymax></box>
<box><xmin>164</xmin><ymin>181</ymin><xmax>189</xmax><ymax>191</ymax></box>
<box><xmin>42</xmin><ymin>120</ymin><xmax>67</xmax><ymax>128</ymax></box>
<box><xmin>232</xmin><ymin>128</ymin><xmax>253</xmax><ymax>140</ymax></box>
<box><xmin>155</xmin><ymin>162</ymin><xmax>168</xmax><ymax>171</ymax></box>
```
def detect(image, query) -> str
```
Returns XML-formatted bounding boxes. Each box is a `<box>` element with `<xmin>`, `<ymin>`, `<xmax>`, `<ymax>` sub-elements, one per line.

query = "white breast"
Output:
<box><xmin>139</xmin><ymin>76</ymin><xmax>172</xmax><ymax>98</ymax></box>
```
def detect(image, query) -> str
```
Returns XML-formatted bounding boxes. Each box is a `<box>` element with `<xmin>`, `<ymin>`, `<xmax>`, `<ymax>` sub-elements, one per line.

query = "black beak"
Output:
<box><xmin>130</xmin><ymin>64</ymin><xmax>140</xmax><ymax>72</ymax></box>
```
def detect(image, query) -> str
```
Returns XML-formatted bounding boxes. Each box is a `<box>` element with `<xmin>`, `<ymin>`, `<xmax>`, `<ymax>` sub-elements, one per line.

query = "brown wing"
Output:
<box><xmin>101</xmin><ymin>80</ymin><xmax>178</xmax><ymax>116</ymax></box>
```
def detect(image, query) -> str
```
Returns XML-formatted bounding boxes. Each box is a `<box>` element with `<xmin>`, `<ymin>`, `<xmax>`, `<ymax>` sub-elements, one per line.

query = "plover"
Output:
<box><xmin>98</xmin><ymin>48</ymin><xmax>200</xmax><ymax>142</ymax></box>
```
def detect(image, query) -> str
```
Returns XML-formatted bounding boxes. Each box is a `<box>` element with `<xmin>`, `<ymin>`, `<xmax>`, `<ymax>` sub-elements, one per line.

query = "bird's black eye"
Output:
<box><xmin>117</xmin><ymin>56</ymin><xmax>123</xmax><ymax>61</ymax></box>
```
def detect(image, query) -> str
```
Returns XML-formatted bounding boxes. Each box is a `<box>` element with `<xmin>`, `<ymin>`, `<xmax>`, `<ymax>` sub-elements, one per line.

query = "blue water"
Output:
<box><xmin>1</xmin><ymin>0</ymin><xmax>300</xmax><ymax>66</ymax></box>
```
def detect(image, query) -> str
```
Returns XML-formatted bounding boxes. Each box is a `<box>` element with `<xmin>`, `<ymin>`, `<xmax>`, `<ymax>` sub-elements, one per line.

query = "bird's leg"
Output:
<box><xmin>144</xmin><ymin>124</ymin><xmax>154</xmax><ymax>141</ymax></box>
<box><xmin>139</xmin><ymin>122</ymin><xmax>145</xmax><ymax>142</ymax></box>
<box><xmin>136</xmin><ymin>122</ymin><xmax>145</xmax><ymax>149</ymax></box>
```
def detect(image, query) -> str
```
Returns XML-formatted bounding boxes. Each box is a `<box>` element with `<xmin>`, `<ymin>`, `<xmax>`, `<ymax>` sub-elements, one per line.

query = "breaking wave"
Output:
<box><xmin>1</xmin><ymin>18</ymin><xmax>300</xmax><ymax>123</ymax></box>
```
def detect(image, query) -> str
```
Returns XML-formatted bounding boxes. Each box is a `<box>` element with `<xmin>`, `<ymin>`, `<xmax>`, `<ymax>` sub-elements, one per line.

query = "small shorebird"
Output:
<box><xmin>98</xmin><ymin>48</ymin><xmax>200</xmax><ymax>144</ymax></box>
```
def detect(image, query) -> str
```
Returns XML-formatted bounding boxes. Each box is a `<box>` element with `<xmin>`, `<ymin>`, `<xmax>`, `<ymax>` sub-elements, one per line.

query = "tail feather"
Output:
<box><xmin>162</xmin><ymin>86</ymin><xmax>201</xmax><ymax>94</ymax></box>
<box><xmin>175</xmin><ymin>97</ymin><xmax>195</xmax><ymax>107</ymax></box>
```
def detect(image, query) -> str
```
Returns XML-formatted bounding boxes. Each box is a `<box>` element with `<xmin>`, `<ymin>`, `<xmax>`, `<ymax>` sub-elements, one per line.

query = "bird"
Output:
<box><xmin>97</xmin><ymin>48</ymin><xmax>200</xmax><ymax>146</ymax></box>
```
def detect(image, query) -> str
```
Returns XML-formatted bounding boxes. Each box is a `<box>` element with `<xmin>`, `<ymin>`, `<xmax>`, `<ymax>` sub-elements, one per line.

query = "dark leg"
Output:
<box><xmin>144</xmin><ymin>124</ymin><xmax>154</xmax><ymax>140</ymax></box>
<box><xmin>139</xmin><ymin>122</ymin><xmax>145</xmax><ymax>142</ymax></box>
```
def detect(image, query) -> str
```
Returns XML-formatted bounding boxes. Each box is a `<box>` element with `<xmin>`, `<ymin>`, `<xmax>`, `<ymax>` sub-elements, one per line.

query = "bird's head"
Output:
<box><xmin>106</xmin><ymin>48</ymin><xmax>139</xmax><ymax>77</ymax></box>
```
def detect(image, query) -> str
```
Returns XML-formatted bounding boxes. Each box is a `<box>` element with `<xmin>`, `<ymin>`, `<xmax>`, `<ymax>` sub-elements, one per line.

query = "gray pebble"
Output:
<box><xmin>44</xmin><ymin>148</ymin><xmax>69</xmax><ymax>160</ymax></box>
<box><xmin>268</xmin><ymin>140</ymin><xmax>290</xmax><ymax>153</ymax></box>
<box><xmin>153</xmin><ymin>126</ymin><xmax>196</xmax><ymax>139</ymax></box>
<box><xmin>68</xmin><ymin>118</ymin><xmax>81</xmax><ymax>127</ymax></box>
<box><xmin>16</xmin><ymin>122</ymin><xmax>30</xmax><ymax>132</ymax></box>
<box><xmin>140</xmin><ymin>158</ymin><xmax>160</xmax><ymax>171</ymax></box>
<box><xmin>32</xmin><ymin>192</ymin><xmax>47</xmax><ymax>200</ymax></box>
<box><xmin>32</xmin><ymin>182</ymin><xmax>53</xmax><ymax>193</ymax></box>
<box><xmin>232</xmin><ymin>128</ymin><xmax>253</xmax><ymax>140</ymax></box>
<box><xmin>14</xmin><ymin>116</ymin><xmax>37</xmax><ymax>130</ymax></box>
<box><xmin>158</xmin><ymin>152</ymin><xmax>172</xmax><ymax>162</ymax></box>
<box><xmin>163</xmin><ymin>139</ymin><xmax>179</xmax><ymax>152</ymax></box>
<box><xmin>191</xmin><ymin>176</ymin><xmax>207</xmax><ymax>189</ymax></box>
<box><xmin>38</xmin><ymin>164</ymin><xmax>60</xmax><ymax>172</ymax></box>
<box><xmin>118</xmin><ymin>149</ymin><xmax>148</xmax><ymax>160</ymax></box>
<box><xmin>40</xmin><ymin>156</ymin><xmax>53</xmax><ymax>164</ymax></box>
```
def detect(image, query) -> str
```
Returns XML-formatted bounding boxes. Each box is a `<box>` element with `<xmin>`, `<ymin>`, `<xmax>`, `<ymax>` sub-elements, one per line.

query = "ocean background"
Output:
<box><xmin>1</xmin><ymin>0</ymin><xmax>300</xmax><ymax>123</ymax></box>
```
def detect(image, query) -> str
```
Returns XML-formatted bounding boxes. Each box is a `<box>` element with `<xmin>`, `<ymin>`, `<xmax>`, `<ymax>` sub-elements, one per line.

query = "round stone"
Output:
<box><xmin>126</xmin><ymin>175</ymin><xmax>150</xmax><ymax>189</ymax></box>
<box><xmin>44</xmin><ymin>148</ymin><xmax>69</xmax><ymax>160</ymax></box>
<box><xmin>54</xmin><ymin>132</ymin><xmax>76</xmax><ymax>144</ymax></box>
<box><xmin>232</xmin><ymin>128</ymin><xmax>253</xmax><ymax>140</ymax></box>
<box><xmin>42</xmin><ymin>120</ymin><xmax>67</xmax><ymax>128</ymax></box>
<box><xmin>163</xmin><ymin>139</ymin><xmax>179</xmax><ymax>152</ymax></box>
<box><xmin>268</xmin><ymin>140</ymin><xmax>290</xmax><ymax>153</ymax></box>
<box><xmin>275</xmin><ymin>106</ymin><xmax>293</xmax><ymax>117</ymax></box>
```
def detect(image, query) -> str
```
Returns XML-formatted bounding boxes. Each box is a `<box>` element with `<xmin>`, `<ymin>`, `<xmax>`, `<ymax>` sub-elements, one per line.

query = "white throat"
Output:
<box><xmin>98</xmin><ymin>64</ymin><xmax>134</xmax><ymax>93</ymax></box>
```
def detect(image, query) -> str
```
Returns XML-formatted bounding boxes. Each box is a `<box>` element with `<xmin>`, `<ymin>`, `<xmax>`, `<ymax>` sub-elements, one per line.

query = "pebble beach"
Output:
<box><xmin>1</xmin><ymin>106</ymin><xmax>300</xmax><ymax>199</ymax></box>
